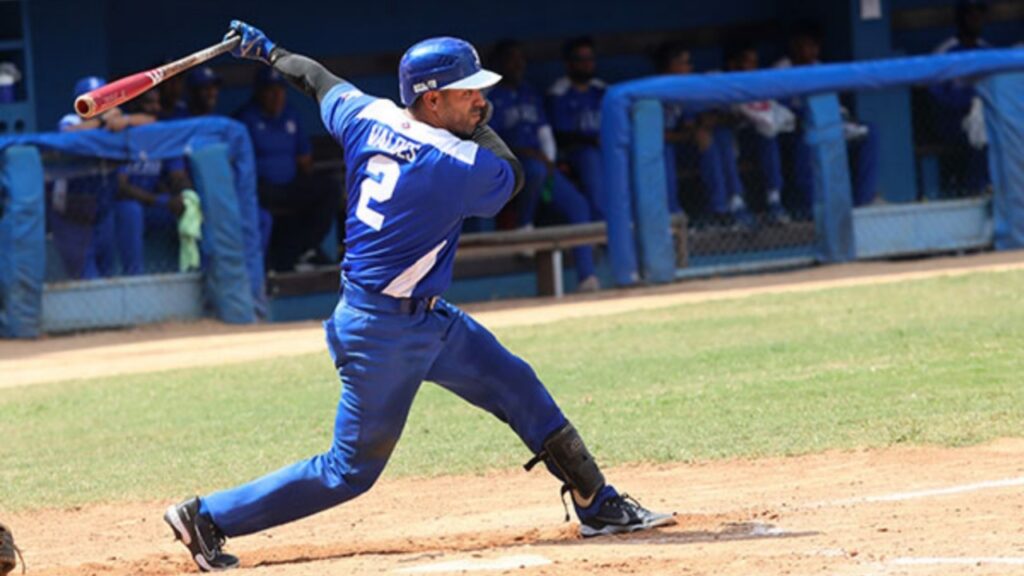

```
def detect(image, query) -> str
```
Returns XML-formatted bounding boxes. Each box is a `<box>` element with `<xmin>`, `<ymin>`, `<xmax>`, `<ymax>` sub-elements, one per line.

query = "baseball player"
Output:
<box><xmin>235</xmin><ymin>68</ymin><xmax>336</xmax><ymax>271</ymax></box>
<box><xmin>724</xmin><ymin>42</ymin><xmax>792</xmax><ymax>225</ymax></box>
<box><xmin>547</xmin><ymin>36</ymin><xmax>606</xmax><ymax>219</ymax></box>
<box><xmin>54</xmin><ymin>77</ymin><xmax>158</xmax><ymax>279</ymax></box>
<box><xmin>930</xmin><ymin>0</ymin><xmax>993</xmax><ymax>195</ymax></box>
<box><xmin>163</xmin><ymin>21</ymin><xmax>674</xmax><ymax>572</ymax></box>
<box><xmin>163</xmin><ymin>21</ymin><xmax>675</xmax><ymax>569</ymax></box>
<box><xmin>774</xmin><ymin>22</ymin><xmax>880</xmax><ymax>214</ymax></box>
<box><xmin>182</xmin><ymin>66</ymin><xmax>223</xmax><ymax>118</ymax></box>
<box><xmin>488</xmin><ymin>40</ymin><xmax>599</xmax><ymax>292</ymax></box>
<box><xmin>653</xmin><ymin>43</ymin><xmax>756</xmax><ymax>228</ymax></box>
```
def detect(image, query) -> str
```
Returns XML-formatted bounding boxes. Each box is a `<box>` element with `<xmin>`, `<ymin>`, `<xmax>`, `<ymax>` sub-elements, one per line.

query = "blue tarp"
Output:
<box><xmin>602</xmin><ymin>48</ymin><xmax>1024</xmax><ymax>285</ymax></box>
<box><xmin>978</xmin><ymin>73</ymin><xmax>1024</xmax><ymax>250</ymax></box>
<box><xmin>0</xmin><ymin>117</ymin><xmax>266</xmax><ymax>319</ymax></box>
<box><xmin>189</xmin><ymin>144</ymin><xmax>255</xmax><ymax>324</ymax></box>
<box><xmin>0</xmin><ymin>147</ymin><xmax>45</xmax><ymax>338</ymax></box>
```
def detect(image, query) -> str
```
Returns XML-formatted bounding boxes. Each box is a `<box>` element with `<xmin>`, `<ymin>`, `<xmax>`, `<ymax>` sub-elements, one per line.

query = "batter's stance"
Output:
<box><xmin>164</xmin><ymin>20</ymin><xmax>674</xmax><ymax>571</ymax></box>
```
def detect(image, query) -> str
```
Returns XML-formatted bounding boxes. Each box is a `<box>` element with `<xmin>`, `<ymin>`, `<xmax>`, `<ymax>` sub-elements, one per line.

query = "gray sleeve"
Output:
<box><xmin>470</xmin><ymin>124</ymin><xmax>525</xmax><ymax>199</ymax></box>
<box><xmin>268</xmin><ymin>48</ymin><xmax>345</xmax><ymax>102</ymax></box>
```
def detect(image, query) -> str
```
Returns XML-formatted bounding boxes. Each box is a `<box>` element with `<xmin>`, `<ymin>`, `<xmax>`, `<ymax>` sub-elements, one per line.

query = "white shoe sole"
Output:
<box><xmin>579</xmin><ymin>513</ymin><xmax>677</xmax><ymax>538</ymax></box>
<box><xmin>164</xmin><ymin>505</ymin><xmax>192</xmax><ymax>546</ymax></box>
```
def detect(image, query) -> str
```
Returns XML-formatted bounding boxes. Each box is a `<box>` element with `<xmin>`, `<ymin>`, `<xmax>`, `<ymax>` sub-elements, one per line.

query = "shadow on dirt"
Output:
<box><xmin>245</xmin><ymin>519</ymin><xmax>816</xmax><ymax>570</ymax></box>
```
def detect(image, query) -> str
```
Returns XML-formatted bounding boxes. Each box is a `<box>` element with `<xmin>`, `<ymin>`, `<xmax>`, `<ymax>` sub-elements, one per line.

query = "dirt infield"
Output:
<box><xmin>7</xmin><ymin>439</ymin><xmax>1024</xmax><ymax>575</ymax></box>
<box><xmin>4</xmin><ymin>251</ymin><xmax>1024</xmax><ymax>575</ymax></box>
<box><xmin>3</xmin><ymin>250</ymin><xmax>1024</xmax><ymax>389</ymax></box>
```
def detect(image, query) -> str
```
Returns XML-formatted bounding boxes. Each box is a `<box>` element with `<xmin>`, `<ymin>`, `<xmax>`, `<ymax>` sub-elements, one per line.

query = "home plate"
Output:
<box><xmin>395</xmin><ymin>554</ymin><xmax>553</xmax><ymax>573</ymax></box>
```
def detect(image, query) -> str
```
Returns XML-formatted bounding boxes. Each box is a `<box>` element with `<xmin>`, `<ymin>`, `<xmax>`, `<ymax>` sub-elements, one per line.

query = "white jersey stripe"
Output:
<box><xmin>356</xmin><ymin>100</ymin><xmax>479</xmax><ymax>165</ymax></box>
<box><xmin>382</xmin><ymin>240</ymin><xmax>448</xmax><ymax>298</ymax></box>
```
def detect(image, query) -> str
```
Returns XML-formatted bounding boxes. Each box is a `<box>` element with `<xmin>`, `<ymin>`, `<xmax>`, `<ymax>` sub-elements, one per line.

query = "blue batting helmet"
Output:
<box><xmin>398</xmin><ymin>37</ymin><xmax>501</xmax><ymax>107</ymax></box>
<box><xmin>73</xmin><ymin>76</ymin><xmax>106</xmax><ymax>99</ymax></box>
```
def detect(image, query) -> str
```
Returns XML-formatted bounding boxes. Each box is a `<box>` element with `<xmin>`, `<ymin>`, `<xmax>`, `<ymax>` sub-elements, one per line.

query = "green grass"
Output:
<box><xmin>2</xmin><ymin>269</ymin><xmax>1023</xmax><ymax>510</ymax></box>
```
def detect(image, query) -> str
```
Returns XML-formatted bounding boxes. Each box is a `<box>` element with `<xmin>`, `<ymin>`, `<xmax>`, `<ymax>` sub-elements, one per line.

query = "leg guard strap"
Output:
<box><xmin>523</xmin><ymin>422</ymin><xmax>605</xmax><ymax>502</ymax></box>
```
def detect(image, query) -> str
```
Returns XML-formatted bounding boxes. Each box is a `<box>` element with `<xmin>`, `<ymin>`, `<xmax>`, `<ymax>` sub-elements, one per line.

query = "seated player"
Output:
<box><xmin>234</xmin><ymin>67</ymin><xmax>338</xmax><ymax>271</ymax></box>
<box><xmin>113</xmin><ymin>89</ymin><xmax>195</xmax><ymax>274</ymax></box>
<box><xmin>53</xmin><ymin>77</ymin><xmax>158</xmax><ymax>278</ymax></box>
<box><xmin>724</xmin><ymin>42</ymin><xmax>793</xmax><ymax>224</ymax></box>
<box><xmin>184</xmin><ymin>66</ymin><xmax>222</xmax><ymax>117</ymax></box>
<box><xmin>654</xmin><ymin>42</ymin><xmax>755</xmax><ymax>228</ymax></box>
<box><xmin>929</xmin><ymin>0</ymin><xmax>993</xmax><ymax>196</ymax></box>
<box><xmin>154</xmin><ymin>58</ymin><xmax>189</xmax><ymax>119</ymax></box>
<box><xmin>488</xmin><ymin>40</ymin><xmax>600</xmax><ymax>292</ymax></box>
<box><xmin>774</xmin><ymin>22</ymin><xmax>880</xmax><ymax>216</ymax></box>
<box><xmin>547</xmin><ymin>36</ymin><xmax>606</xmax><ymax>219</ymax></box>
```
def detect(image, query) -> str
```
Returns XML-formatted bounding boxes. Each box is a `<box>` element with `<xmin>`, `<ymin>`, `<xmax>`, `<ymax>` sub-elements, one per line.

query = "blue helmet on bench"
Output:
<box><xmin>73</xmin><ymin>76</ymin><xmax>106</xmax><ymax>99</ymax></box>
<box><xmin>398</xmin><ymin>37</ymin><xmax>501</xmax><ymax>107</ymax></box>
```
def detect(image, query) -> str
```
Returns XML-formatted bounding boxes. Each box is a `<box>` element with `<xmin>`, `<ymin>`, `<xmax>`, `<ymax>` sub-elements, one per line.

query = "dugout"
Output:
<box><xmin>0</xmin><ymin>118</ymin><xmax>264</xmax><ymax>337</ymax></box>
<box><xmin>602</xmin><ymin>50</ymin><xmax>1024</xmax><ymax>286</ymax></box>
<box><xmin>3</xmin><ymin>0</ymin><xmax>1024</xmax><ymax>336</ymax></box>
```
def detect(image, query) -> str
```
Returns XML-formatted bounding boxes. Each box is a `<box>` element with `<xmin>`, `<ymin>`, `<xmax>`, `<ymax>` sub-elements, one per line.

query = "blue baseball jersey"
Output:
<box><xmin>931</xmin><ymin>37</ymin><xmax>993</xmax><ymax>113</ymax></box>
<box><xmin>319</xmin><ymin>83</ymin><xmax>515</xmax><ymax>298</ymax></box>
<box><xmin>234</xmin><ymin>101</ymin><xmax>312</xmax><ymax>185</ymax></box>
<box><xmin>546</xmin><ymin>77</ymin><xmax>606</xmax><ymax>137</ymax></box>
<box><xmin>119</xmin><ymin>159</ymin><xmax>164</xmax><ymax>191</ymax></box>
<box><xmin>118</xmin><ymin>157</ymin><xmax>186</xmax><ymax>191</ymax></box>
<box><xmin>488</xmin><ymin>83</ymin><xmax>549</xmax><ymax>150</ymax></box>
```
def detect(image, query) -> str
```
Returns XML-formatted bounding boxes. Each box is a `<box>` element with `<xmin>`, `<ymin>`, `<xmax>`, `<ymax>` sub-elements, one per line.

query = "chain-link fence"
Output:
<box><xmin>665</xmin><ymin>76</ymin><xmax>1000</xmax><ymax>275</ymax></box>
<box><xmin>911</xmin><ymin>85</ymin><xmax>992</xmax><ymax>201</ymax></box>
<box><xmin>1</xmin><ymin>117</ymin><xmax>266</xmax><ymax>337</ymax></box>
<box><xmin>37</xmin><ymin>150</ymin><xmax>202</xmax><ymax>333</ymax></box>
<box><xmin>42</xmin><ymin>151</ymin><xmax>185</xmax><ymax>283</ymax></box>
<box><xmin>667</xmin><ymin>105</ymin><xmax>817</xmax><ymax>272</ymax></box>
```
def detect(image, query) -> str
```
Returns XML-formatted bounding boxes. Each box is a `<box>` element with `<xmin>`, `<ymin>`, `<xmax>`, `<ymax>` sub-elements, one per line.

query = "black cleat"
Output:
<box><xmin>163</xmin><ymin>497</ymin><xmax>239</xmax><ymax>572</ymax></box>
<box><xmin>579</xmin><ymin>493</ymin><xmax>676</xmax><ymax>538</ymax></box>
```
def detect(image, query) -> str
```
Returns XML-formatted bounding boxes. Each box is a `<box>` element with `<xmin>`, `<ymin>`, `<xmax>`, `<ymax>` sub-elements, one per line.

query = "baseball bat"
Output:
<box><xmin>75</xmin><ymin>35</ymin><xmax>242</xmax><ymax>119</ymax></box>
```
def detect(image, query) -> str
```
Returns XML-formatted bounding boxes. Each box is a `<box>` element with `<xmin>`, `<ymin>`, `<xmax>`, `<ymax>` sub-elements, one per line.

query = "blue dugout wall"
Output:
<box><xmin>602</xmin><ymin>49</ymin><xmax>1024</xmax><ymax>286</ymax></box>
<box><xmin>0</xmin><ymin>118</ymin><xmax>264</xmax><ymax>338</ymax></box>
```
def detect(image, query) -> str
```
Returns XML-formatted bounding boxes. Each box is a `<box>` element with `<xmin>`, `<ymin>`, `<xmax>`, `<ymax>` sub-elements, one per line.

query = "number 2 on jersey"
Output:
<box><xmin>357</xmin><ymin>154</ymin><xmax>400</xmax><ymax>231</ymax></box>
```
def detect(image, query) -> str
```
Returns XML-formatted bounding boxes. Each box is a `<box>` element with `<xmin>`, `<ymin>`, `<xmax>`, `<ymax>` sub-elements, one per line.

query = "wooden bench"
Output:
<box><xmin>458</xmin><ymin>222</ymin><xmax>607</xmax><ymax>297</ymax></box>
<box><xmin>267</xmin><ymin>215</ymin><xmax>689</xmax><ymax>300</ymax></box>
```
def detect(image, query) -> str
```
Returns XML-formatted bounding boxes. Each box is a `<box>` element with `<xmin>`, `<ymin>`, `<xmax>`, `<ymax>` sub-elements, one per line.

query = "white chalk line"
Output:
<box><xmin>825</xmin><ymin>476</ymin><xmax>1024</xmax><ymax>506</ymax></box>
<box><xmin>395</xmin><ymin>554</ymin><xmax>552</xmax><ymax>573</ymax></box>
<box><xmin>890</xmin><ymin>557</ymin><xmax>1024</xmax><ymax>566</ymax></box>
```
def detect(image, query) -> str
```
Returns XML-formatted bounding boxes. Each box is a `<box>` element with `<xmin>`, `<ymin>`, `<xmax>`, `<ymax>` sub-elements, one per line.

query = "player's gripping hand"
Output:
<box><xmin>225</xmin><ymin>20</ymin><xmax>277</xmax><ymax>65</ymax></box>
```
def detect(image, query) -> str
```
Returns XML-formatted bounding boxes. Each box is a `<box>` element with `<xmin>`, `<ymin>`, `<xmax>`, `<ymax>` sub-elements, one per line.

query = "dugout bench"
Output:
<box><xmin>267</xmin><ymin>215</ymin><xmax>689</xmax><ymax>301</ymax></box>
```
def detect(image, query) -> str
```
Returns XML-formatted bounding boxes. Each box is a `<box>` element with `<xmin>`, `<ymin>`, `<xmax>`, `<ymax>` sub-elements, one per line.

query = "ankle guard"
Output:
<box><xmin>524</xmin><ymin>422</ymin><xmax>605</xmax><ymax>502</ymax></box>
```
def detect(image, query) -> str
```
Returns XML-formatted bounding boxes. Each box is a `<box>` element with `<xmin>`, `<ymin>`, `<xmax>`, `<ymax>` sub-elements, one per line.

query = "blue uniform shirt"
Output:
<box><xmin>546</xmin><ymin>77</ymin><xmax>605</xmax><ymax>137</ymax></box>
<box><xmin>118</xmin><ymin>157</ymin><xmax>186</xmax><ymax>190</ymax></box>
<box><xmin>320</xmin><ymin>84</ymin><xmax>515</xmax><ymax>298</ymax></box>
<box><xmin>931</xmin><ymin>37</ymin><xmax>993</xmax><ymax>114</ymax></box>
<box><xmin>235</xmin><ymin>101</ymin><xmax>312</xmax><ymax>185</ymax></box>
<box><xmin>120</xmin><ymin>159</ymin><xmax>164</xmax><ymax>191</ymax></box>
<box><xmin>488</xmin><ymin>83</ymin><xmax>548</xmax><ymax>150</ymax></box>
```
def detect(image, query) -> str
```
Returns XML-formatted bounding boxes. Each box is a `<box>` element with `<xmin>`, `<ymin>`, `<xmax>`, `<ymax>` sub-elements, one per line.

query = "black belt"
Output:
<box><xmin>341</xmin><ymin>279</ymin><xmax>440</xmax><ymax>315</ymax></box>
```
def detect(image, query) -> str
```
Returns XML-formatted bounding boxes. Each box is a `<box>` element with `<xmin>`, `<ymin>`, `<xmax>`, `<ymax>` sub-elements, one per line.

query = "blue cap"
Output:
<box><xmin>73</xmin><ymin>76</ymin><xmax>106</xmax><ymax>99</ymax></box>
<box><xmin>254</xmin><ymin>67</ymin><xmax>288</xmax><ymax>88</ymax></box>
<box><xmin>187</xmin><ymin>66</ymin><xmax>221</xmax><ymax>88</ymax></box>
<box><xmin>398</xmin><ymin>36</ymin><xmax>501</xmax><ymax>106</ymax></box>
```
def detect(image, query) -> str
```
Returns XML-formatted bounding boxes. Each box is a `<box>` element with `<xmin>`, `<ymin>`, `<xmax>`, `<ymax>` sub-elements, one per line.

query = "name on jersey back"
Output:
<box><xmin>367</xmin><ymin>124</ymin><xmax>422</xmax><ymax>163</ymax></box>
